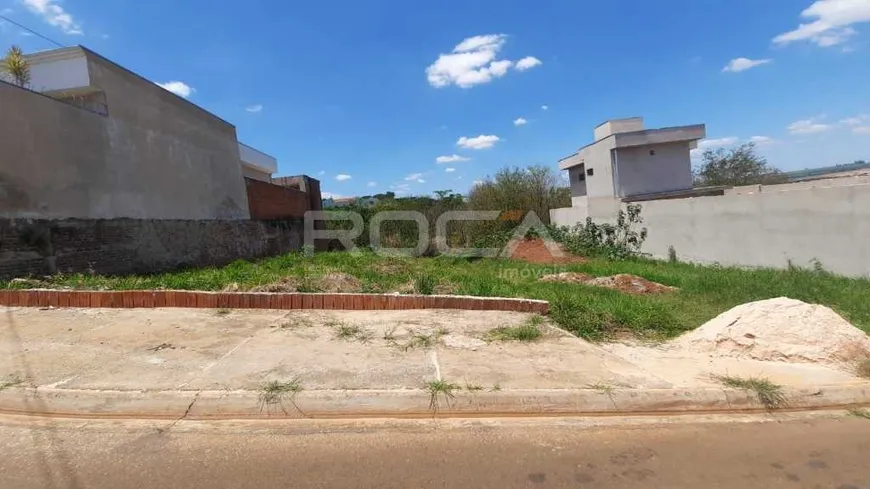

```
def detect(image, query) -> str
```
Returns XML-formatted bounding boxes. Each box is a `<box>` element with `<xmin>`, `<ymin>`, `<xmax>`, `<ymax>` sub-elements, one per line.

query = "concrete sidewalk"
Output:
<box><xmin>1</xmin><ymin>307</ymin><xmax>868</xmax><ymax>418</ymax></box>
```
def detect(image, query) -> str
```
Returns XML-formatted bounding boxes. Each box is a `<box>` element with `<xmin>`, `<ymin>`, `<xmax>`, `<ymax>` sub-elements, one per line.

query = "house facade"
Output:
<box><xmin>553</xmin><ymin>117</ymin><xmax>705</xmax><ymax>221</ymax></box>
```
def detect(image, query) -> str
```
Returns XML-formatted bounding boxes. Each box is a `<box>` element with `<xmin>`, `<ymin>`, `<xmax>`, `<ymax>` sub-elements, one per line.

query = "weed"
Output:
<box><xmin>215</xmin><ymin>308</ymin><xmax>232</xmax><ymax>316</ymax></box>
<box><xmin>334</xmin><ymin>323</ymin><xmax>373</xmax><ymax>343</ymax></box>
<box><xmin>382</xmin><ymin>327</ymin><xmax>397</xmax><ymax>343</ymax></box>
<box><xmin>667</xmin><ymin>246</ymin><xmax>678</xmax><ymax>264</ymax></box>
<box><xmin>147</xmin><ymin>343</ymin><xmax>175</xmax><ymax>352</ymax></box>
<box><xmin>435</xmin><ymin>327</ymin><xmax>451</xmax><ymax>337</ymax></box>
<box><xmin>0</xmin><ymin>375</ymin><xmax>22</xmax><ymax>391</ymax></box>
<box><xmin>464</xmin><ymin>381</ymin><xmax>484</xmax><ymax>392</ymax></box>
<box><xmin>586</xmin><ymin>381</ymin><xmax>616</xmax><ymax>396</ymax></box>
<box><xmin>857</xmin><ymin>358</ymin><xmax>870</xmax><ymax>379</ymax></box>
<box><xmin>258</xmin><ymin>378</ymin><xmax>303</xmax><ymax>410</ymax></box>
<box><xmin>486</xmin><ymin>322</ymin><xmax>541</xmax><ymax>342</ymax></box>
<box><xmin>425</xmin><ymin>379</ymin><xmax>458</xmax><ymax>411</ymax></box>
<box><xmin>278</xmin><ymin>316</ymin><xmax>313</xmax><ymax>330</ymax></box>
<box><xmin>848</xmin><ymin>408</ymin><xmax>870</xmax><ymax>419</ymax></box>
<box><xmin>414</xmin><ymin>274</ymin><xmax>437</xmax><ymax>295</ymax></box>
<box><xmin>491</xmin><ymin>383</ymin><xmax>501</xmax><ymax>392</ymax></box>
<box><xmin>714</xmin><ymin>375</ymin><xmax>787</xmax><ymax>410</ymax></box>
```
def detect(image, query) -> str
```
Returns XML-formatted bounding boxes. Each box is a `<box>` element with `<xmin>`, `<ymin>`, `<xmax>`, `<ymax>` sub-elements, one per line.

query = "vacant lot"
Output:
<box><xmin>4</xmin><ymin>250</ymin><xmax>870</xmax><ymax>340</ymax></box>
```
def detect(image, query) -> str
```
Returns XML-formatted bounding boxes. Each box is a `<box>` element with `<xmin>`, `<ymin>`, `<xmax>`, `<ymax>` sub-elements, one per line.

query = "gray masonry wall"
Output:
<box><xmin>550</xmin><ymin>182</ymin><xmax>870</xmax><ymax>277</ymax></box>
<box><xmin>0</xmin><ymin>218</ymin><xmax>303</xmax><ymax>279</ymax></box>
<box><xmin>614</xmin><ymin>142</ymin><xmax>693</xmax><ymax>198</ymax></box>
<box><xmin>0</xmin><ymin>50</ymin><xmax>249</xmax><ymax>220</ymax></box>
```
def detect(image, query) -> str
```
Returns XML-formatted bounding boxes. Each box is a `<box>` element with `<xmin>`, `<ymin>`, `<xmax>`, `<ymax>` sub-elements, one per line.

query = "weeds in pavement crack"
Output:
<box><xmin>259</xmin><ymin>378</ymin><xmax>303</xmax><ymax>415</ymax></box>
<box><xmin>425</xmin><ymin>380</ymin><xmax>458</xmax><ymax>412</ymax></box>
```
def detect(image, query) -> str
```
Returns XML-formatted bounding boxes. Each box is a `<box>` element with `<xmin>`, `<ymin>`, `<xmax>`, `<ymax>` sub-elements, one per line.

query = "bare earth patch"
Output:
<box><xmin>539</xmin><ymin>272</ymin><xmax>676</xmax><ymax>294</ymax></box>
<box><xmin>509</xmin><ymin>238</ymin><xmax>586</xmax><ymax>265</ymax></box>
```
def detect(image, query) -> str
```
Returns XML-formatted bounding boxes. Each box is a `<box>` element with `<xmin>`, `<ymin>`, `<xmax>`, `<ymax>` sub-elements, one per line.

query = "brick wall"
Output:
<box><xmin>245</xmin><ymin>178</ymin><xmax>312</xmax><ymax>220</ymax></box>
<box><xmin>0</xmin><ymin>218</ymin><xmax>303</xmax><ymax>279</ymax></box>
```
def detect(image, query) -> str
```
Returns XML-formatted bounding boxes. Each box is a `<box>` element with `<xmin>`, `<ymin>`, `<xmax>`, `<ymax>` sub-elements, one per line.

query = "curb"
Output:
<box><xmin>1</xmin><ymin>384</ymin><xmax>868</xmax><ymax>420</ymax></box>
<box><xmin>0</xmin><ymin>290</ymin><xmax>549</xmax><ymax>315</ymax></box>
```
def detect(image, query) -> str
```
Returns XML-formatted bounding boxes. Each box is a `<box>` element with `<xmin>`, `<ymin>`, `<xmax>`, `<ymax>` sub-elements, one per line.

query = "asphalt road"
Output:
<box><xmin>1</xmin><ymin>413</ymin><xmax>869</xmax><ymax>488</ymax></box>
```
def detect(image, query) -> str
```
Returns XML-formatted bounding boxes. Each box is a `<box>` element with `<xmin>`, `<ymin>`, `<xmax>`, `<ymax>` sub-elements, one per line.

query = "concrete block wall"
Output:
<box><xmin>0</xmin><ymin>218</ymin><xmax>303</xmax><ymax>279</ymax></box>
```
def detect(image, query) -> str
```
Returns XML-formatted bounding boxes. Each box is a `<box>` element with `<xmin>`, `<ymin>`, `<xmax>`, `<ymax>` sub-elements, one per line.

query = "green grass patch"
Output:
<box><xmin>714</xmin><ymin>375</ymin><xmax>787</xmax><ymax>410</ymax></box>
<box><xmin>849</xmin><ymin>408</ymin><xmax>870</xmax><ymax>420</ymax></box>
<box><xmin>259</xmin><ymin>378</ymin><xmax>302</xmax><ymax>408</ymax></box>
<box><xmin>486</xmin><ymin>315</ymin><xmax>544</xmax><ymax>342</ymax></box>
<box><xmin>425</xmin><ymin>379</ymin><xmax>458</xmax><ymax>411</ymax></box>
<box><xmin>333</xmin><ymin>323</ymin><xmax>373</xmax><ymax>343</ymax></box>
<box><xmin>5</xmin><ymin>250</ymin><xmax>870</xmax><ymax>342</ymax></box>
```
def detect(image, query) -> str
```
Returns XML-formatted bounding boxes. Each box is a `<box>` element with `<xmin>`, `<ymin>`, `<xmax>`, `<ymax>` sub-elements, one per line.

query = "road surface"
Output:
<box><xmin>1</xmin><ymin>413</ymin><xmax>869</xmax><ymax>488</ymax></box>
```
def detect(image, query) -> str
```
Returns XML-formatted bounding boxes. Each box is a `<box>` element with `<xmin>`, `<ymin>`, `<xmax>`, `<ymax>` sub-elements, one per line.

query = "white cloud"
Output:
<box><xmin>405</xmin><ymin>173</ymin><xmax>424</xmax><ymax>181</ymax></box>
<box><xmin>749</xmin><ymin>136</ymin><xmax>775</xmax><ymax>145</ymax></box>
<box><xmin>698</xmin><ymin>137</ymin><xmax>740</xmax><ymax>149</ymax></box>
<box><xmin>318</xmin><ymin>171</ymin><xmax>325</xmax><ymax>176</ymax></box>
<box><xmin>854</xmin><ymin>126</ymin><xmax>870</xmax><ymax>134</ymax></box>
<box><xmin>513</xmin><ymin>117</ymin><xmax>528</xmax><ymax>126</ymax></box>
<box><xmin>367</xmin><ymin>181</ymin><xmax>377</xmax><ymax>187</ymax></box>
<box><xmin>514</xmin><ymin>56</ymin><xmax>542</xmax><ymax>71</ymax></box>
<box><xmin>722</xmin><ymin>57</ymin><xmax>772</xmax><ymax>73</ymax></box>
<box><xmin>245</xmin><ymin>104</ymin><xmax>263</xmax><ymax>113</ymax></box>
<box><xmin>774</xmin><ymin>0</ymin><xmax>870</xmax><ymax>47</ymax></box>
<box><xmin>426</xmin><ymin>34</ymin><xmax>540</xmax><ymax>88</ymax></box>
<box><xmin>472</xmin><ymin>180</ymin><xmax>484</xmax><ymax>186</ymax></box>
<box><xmin>436</xmin><ymin>154</ymin><xmax>471</xmax><ymax>164</ymax></box>
<box><xmin>417</xmin><ymin>178</ymin><xmax>426</xmax><ymax>183</ymax></box>
<box><xmin>841</xmin><ymin>114</ymin><xmax>870</xmax><ymax>125</ymax></box>
<box><xmin>22</xmin><ymin>0</ymin><xmax>83</xmax><ymax>34</ymax></box>
<box><xmin>335</xmin><ymin>174</ymin><xmax>352</xmax><ymax>181</ymax></box>
<box><xmin>445</xmin><ymin>167</ymin><xmax>456</xmax><ymax>173</ymax></box>
<box><xmin>457</xmin><ymin>134</ymin><xmax>500</xmax><ymax>150</ymax></box>
<box><xmin>156</xmin><ymin>81</ymin><xmax>195</xmax><ymax>98</ymax></box>
<box><xmin>788</xmin><ymin>118</ymin><xmax>833</xmax><ymax>134</ymax></box>
<box><xmin>541</xmin><ymin>105</ymin><xmax>549</xmax><ymax>110</ymax></box>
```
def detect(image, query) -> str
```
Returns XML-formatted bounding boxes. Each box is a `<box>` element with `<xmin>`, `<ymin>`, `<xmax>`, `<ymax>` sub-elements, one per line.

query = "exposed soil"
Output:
<box><xmin>539</xmin><ymin>272</ymin><xmax>677</xmax><ymax>295</ymax></box>
<box><xmin>508</xmin><ymin>238</ymin><xmax>586</xmax><ymax>264</ymax></box>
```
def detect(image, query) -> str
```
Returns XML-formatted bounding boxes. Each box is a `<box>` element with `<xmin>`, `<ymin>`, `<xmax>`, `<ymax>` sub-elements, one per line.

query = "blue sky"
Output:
<box><xmin>2</xmin><ymin>0</ymin><xmax>869</xmax><ymax>198</ymax></box>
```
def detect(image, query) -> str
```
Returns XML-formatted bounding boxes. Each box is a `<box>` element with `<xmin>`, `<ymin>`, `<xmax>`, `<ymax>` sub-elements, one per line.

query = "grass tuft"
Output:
<box><xmin>486</xmin><ymin>316</ymin><xmax>543</xmax><ymax>342</ymax></box>
<box><xmin>425</xmin><ymin>379</ymin><xmax>459</xmax><ymax>411</ymax></box>
<box><xmin>0</xmin><ymin>375</ymin><xmax>23</xmax><ymax>391</ymax></box>
<box><xmin>714</xmin><ymin>375</ymin><xmax>787</xmax><ymax>410</ymax></box>
<box><xmin>333</xmin><ymin>323</ymin><xmax>374</xmax><ymax>343</ymax></box>
<box><xmin>259</xmin><ymin>378</ymin><xmax>302</xmax><ymax>409</ymax></box>
<box><xmin>848</xmin><ymin>408</ymin><xmax>870</xmax><ymax>419</ymax></box>
<box><xmin>414</xmin><ymin>274</ymin><xmax>437</xmax><ymax>295</ymax></box>
<box><xmin>856</xmin><ymin>358</ymin><xmax>870</xmax><ymax>379</ymax></box>
<box><xmin>215</xmin><ymin>308</ymin><xmax>232</xmax><ymax>316</ymax></box>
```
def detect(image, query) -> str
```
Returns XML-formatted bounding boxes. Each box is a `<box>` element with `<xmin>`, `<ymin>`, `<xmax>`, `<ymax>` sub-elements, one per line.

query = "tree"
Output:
<box><xmin>694</xmin><ymin>143</ymin><xmax>788</xmax><ymax>187</ymax></box>
<box><xmin>1</xmin><ymin>45</ymin><xmax>31</xmax><ymax>87</ymax></box>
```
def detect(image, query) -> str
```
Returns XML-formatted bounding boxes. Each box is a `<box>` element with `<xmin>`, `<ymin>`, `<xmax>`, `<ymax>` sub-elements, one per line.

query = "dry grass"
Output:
<box><xmin>714</xmin><ymin>374</ymin><xmax>787</xmax><ymax>410</ymax></box>
<box><xmin>856</xmin><ymin>358</ymin><xmax>870</xmax><ymax>379</ymax></box>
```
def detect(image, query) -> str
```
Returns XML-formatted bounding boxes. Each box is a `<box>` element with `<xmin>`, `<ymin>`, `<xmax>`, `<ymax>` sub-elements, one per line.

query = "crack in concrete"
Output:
<box><xmin>161</xmin><ymin>390</ymin><xmax>201</xmax><ymax>433</ymax></box>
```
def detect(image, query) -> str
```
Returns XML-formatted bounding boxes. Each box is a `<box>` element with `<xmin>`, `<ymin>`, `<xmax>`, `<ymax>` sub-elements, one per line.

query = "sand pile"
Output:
<box><xmin>673</xmin><ymin>297</ymin><xmax>870</xmax><ymax>369</ymax></box>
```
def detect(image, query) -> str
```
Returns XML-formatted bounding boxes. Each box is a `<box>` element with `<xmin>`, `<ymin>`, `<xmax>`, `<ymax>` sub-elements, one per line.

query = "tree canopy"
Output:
<box><xmin>694</xmin><ymin>142</ymin><xmax>787</xmax><ymax>187</ymax></box>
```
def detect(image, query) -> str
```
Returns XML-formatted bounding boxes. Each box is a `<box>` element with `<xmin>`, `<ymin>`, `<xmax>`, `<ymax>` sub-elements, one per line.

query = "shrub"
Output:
<box><xmin>550</xmin><ymin>204</ymin><xmax>648</xmax><ymax>260</ymax></box>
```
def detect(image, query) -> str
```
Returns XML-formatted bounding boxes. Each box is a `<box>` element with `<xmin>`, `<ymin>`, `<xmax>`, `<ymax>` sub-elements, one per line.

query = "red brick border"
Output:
<box><xmin>0</xmin><ymin>290</ymin><xmax>549</xmax><ymax>315</ymax></box>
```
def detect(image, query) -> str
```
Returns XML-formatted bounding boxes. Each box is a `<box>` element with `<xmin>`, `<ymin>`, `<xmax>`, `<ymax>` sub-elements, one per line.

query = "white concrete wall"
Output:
<box><xmin>614</xmin><ymin>142</ymin><xmax>693</xmax><ymax>197</ymax></box>
<box><xmin>636</xmin><ymin>184</ymin><xmax>870</xmax><ymax>277</ymax></box>
<box><xmin>594</xmin><ymin>118</ymin><xmax>643</xmax><ymax>141</ymax></box>
<box><xmin>579</xmin><ymin>138</ymin><xmax>617</xmax><ymax>198</ymax></box>
<box><xmin>551</xmin><ymin>205</ymin><xmax>588</xmax><ymax>227</ymax></box>
<box><xmin>239</xmin><ymin>142</ymin><xmax>278</xmax><ymax>175</ymax></box>
<box><xmin>26</xmin><ymin>50</ymin><xmax>91</xmax><ymax>93</ymax></box>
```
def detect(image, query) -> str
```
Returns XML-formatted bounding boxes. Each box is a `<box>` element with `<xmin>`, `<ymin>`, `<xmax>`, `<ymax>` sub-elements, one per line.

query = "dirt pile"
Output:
<box><xmin>509</xmin><ymin>238</ymin><xmax>586</xmax><ymax>264</ymax></box>
<box><xmin>672</xmin><ymin>297</ymin><xmax>870</xmax><ymax>369</ymax></box>
<box><xmin>539</xmin><ymin>272</ymin><xmax>676</xmax><ymax>294</ymax></box>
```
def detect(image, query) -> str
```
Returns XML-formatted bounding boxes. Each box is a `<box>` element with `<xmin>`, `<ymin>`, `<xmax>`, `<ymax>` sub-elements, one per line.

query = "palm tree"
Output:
<box><xmin>1</xmin><ymin>45</ymin><xmax>31</xmax><ymax>87</ymax></box>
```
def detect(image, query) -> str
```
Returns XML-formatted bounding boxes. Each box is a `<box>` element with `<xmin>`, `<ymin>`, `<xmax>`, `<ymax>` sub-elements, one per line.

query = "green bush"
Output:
<box><xmin>550</xmin><ymin>204</ymin><xmax>648</xmax><ymax>260</ymax></box>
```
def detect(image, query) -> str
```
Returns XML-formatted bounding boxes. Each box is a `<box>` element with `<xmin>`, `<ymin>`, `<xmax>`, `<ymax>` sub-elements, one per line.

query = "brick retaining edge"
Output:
<box><xmin>0</xmin><ymin>290</ymin><xmax>549</xmax><ymax>315</ymax></box>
